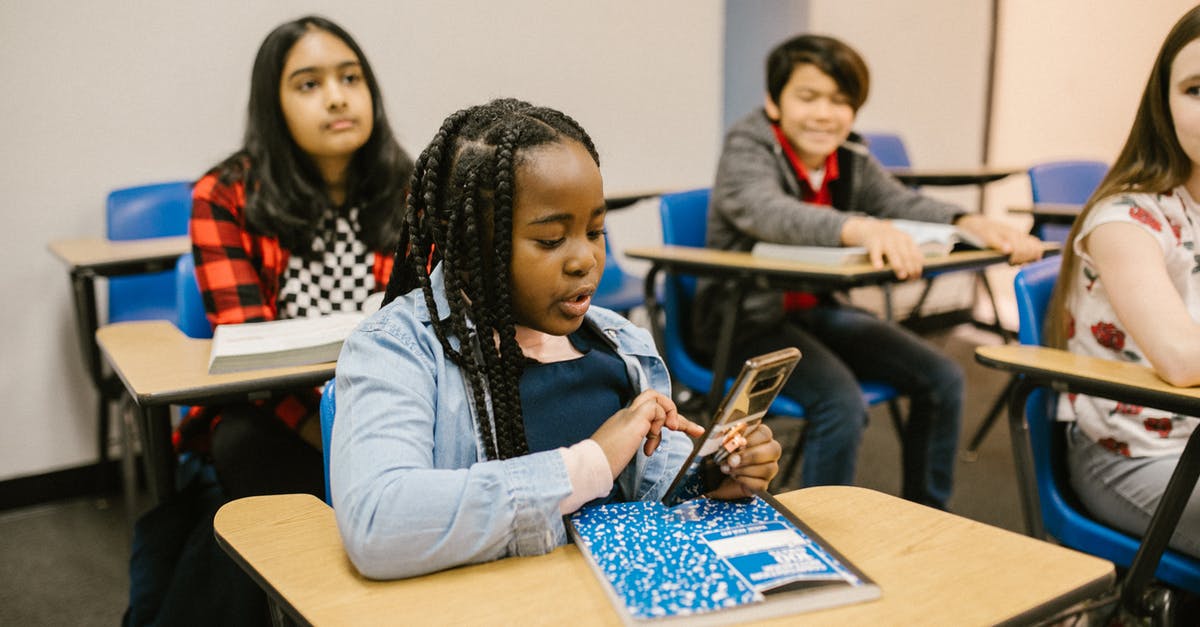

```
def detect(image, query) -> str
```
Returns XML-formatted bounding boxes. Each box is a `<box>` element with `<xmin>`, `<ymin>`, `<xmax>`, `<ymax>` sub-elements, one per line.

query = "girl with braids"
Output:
<box><xmin>1047</xmin><ymin>5</ymin><xmax>1200</xmax><ymax>559</ymax></box>
<box><xmin>125</xmin><ymin>17</ymin><xmax>411</xmax><ymax>626</ymax></box>
<box><xmin>182</xmin><ymin>15</ymin><xmax>413</xmax><ymax>501</ymax></box>
<box><xmin>331</xmin><ymin>99</ymin><xmax>782</xmax><ymax>580</ymax></box>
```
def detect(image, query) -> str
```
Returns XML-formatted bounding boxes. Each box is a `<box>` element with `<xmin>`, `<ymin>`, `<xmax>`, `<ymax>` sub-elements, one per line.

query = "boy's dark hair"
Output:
<box><xmin>209</xmin><ymin>15</ymin><xmax>413</xmax><ymax>254</ymax></box>
<box><xmin>383</xmin><ymin>98</ymin><xmax>600</xmax><ymax>460</ymax></box>
<box><xmin>766</xmin><ymin>34</ymin><xmax>870</xmax><ymax>111</ymax></box>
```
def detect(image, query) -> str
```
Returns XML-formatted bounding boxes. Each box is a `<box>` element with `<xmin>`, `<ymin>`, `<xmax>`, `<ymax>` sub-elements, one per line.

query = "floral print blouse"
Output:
<box><xmin>1059</xmin><ymin>186</ymin><xmax>1200</xmax><ymax>458</ymax></box>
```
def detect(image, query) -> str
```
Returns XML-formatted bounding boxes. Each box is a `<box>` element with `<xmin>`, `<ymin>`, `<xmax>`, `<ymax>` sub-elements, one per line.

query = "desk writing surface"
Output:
<box><xmin>47</xmin><ymin>236</ymin><xmax>190</xmax><ymax>272</ymax></box>
<box><xmin>976</xmin><ymin>344</ymin><xmax>1200</xmax><ymax>415</ymax></box>
<box><xmin>1008</xmin><ymin>203</ymin><xmax>1083</xmax><ymax>217</ymax></box>
<box><xmin>95</xmin><ymin>320</ymin><xmax>334</xmax><ymax>406</ymax></box>
<box><xmin>625</xmin><ymin>245</ymin><xmax>1025</xmax><ymax>285</ymax></box>
<box><xmin>887</xmin><ymin>166</ymin><xmax>1022</xmax><ymax>186</ymax></box>
<box><xmin>214</xmin><ymin>486</ymin><xmax>1112</xmax><ymax>626</ymax></box>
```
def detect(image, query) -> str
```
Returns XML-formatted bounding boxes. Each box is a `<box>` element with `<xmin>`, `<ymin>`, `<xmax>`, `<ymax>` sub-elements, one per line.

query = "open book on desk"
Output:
<box><xmin>566</xmin><ymin>349</ymin><xmax>879</xmax><ymax>624</ymax></box>
<box><xmin>207</xmin><ymin>292</ymin><xmax>382</xmax><ymax>374</ymax></box>
<box><xmin>752</xmin><ymin>218</ymin><xmax>984</xmax><ymax>266</ymax></box>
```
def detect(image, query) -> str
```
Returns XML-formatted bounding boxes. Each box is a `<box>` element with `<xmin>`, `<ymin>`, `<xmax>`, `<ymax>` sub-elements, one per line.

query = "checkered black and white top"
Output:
<box><xmin>277</xmin><ymin>206</ymin><xmax>376</xmax><ymax>319</ymax></box>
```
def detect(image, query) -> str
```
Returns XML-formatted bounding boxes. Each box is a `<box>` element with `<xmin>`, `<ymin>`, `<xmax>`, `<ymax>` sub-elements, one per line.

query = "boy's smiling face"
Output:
<box><xmin>508</xmin><ymin>140</ymin><xmax>607</xmax><ymax>336</ymax></box>
<box><xmin>764</xmin><ymin>63</ymin><xmax>855</xmax><ymax>170</ymax></box>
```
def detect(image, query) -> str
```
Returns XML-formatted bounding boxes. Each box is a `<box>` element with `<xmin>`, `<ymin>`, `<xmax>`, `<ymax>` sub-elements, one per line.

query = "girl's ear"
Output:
<box><xmin>763</xmin><ymin>93</ymin><xmax>782</xmax><ymax>122</ymax></box>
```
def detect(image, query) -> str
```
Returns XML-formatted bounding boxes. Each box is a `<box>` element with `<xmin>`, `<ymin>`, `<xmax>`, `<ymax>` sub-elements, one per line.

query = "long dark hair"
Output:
<box><xmin>1046</xmin><ymin>5</ymin><xmax>1200</xmax><ymax>348</ymax></box>
<box><xmin>208</xmin><ymin>15</ymin><xmax>413</xmax><ymax>253</ymax></box>
<box><xmin>384</xmin><ymin>98</ymin><xmax>599</xmax><ymax>460</ymax></box>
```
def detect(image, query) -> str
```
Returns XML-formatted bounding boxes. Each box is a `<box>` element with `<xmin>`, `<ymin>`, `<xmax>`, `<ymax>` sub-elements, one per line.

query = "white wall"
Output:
<box><xmin>986</xmin><ymin>0</ymin><xmax>1198</xmax><ymax>208</ymax></box>
<box><xmin>0</xmin><ymin>0</ymin><xmax>724</xmax><ymax>482</ymax></box>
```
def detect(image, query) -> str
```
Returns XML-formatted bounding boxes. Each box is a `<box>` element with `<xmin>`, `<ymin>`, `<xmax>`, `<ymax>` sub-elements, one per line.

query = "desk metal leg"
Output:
<box><xmin>1007</xmin><ymin>378</ymin><xmax>1044</xmax><ymax>539</ymax></box>
<box><xmin>1120</xmin><ymin>426</ymin><xmax>1200</xmax><ymax>615</ymax></box>
<box><xmin>69</xmin><ymin>270</ymin><xmax>113</xmax><ymax>468</ymax></box>
<box><xmin>706</xmin><ymin>280</ymin><xmax>746</xmax><ymax>417</ymax></box>
<box><xmin>139</xmin><ymin>404</ymin><xmax>176</xmax><ymax>503</ymax></box>
<box><xmin>962</xmin><ymin>375</ymin><xmax>1017</xmax><ymax>461</ymax></box>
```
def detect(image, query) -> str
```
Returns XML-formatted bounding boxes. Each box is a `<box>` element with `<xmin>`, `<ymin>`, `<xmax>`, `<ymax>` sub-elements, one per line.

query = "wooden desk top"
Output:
<box><xmin>1008</xmin><ymin>203</ymin><xmax>1084</xmax><ymax>217</ymax></box>
<box><xmin>215</xmin><ymin>486</ymin><xmax>1113</xmax><ymax>626</ymax></box>
<box><xmin>624</xmin><ymin>244</ymin><xmax>1043</xmax><ymax>287</ymax></box>
<box><xmin>888</xmin><ymin>166</ymin><xmax>1022</xmax><ymax>187</ymax></box>
<box><xmin>47</xmin><ymin>236</ymin><xmax>190</xmax><ymax>274</ymax></box>
<box><xmin>976</xmin><ymin>344</ymin><xmax>1200</xmax><ymax>416</ymax></box>
<box><xmin>95</xmin><ymin>321</ymin><xmax>334</xmax><ymax>407</ymax></box>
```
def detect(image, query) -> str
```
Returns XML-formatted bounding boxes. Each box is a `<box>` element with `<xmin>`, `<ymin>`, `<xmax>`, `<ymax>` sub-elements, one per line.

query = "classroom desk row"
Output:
<box><xmin>91</xmin><ymin>245</ymin><xmax>1051</xmax><ymax>503</ymax></box>
<box><xmin>214</xmin><ymin>486</ymin><xmax>1113</xmax><ymax>626</ymax></box>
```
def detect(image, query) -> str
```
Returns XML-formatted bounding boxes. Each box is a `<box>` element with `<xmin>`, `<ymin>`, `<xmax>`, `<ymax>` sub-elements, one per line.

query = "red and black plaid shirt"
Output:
<box><xmin>177</xmin><ymin>173</ymin><xmax>394</xmax><ymax>453</ymax></box>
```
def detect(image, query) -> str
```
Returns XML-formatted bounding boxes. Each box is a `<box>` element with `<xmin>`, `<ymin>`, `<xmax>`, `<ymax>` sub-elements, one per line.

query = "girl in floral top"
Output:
<box><xmin>1047</xmin><ymin>5</ymin><xmax>1200</xmax><ymax>558</ymax></box>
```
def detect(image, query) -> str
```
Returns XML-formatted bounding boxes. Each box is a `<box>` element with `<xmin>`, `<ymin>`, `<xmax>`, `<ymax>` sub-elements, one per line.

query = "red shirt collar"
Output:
<box><xmin>770</xmin><ymin>123</ymin><xmax>839</xmax><ymax>205</ymax></box>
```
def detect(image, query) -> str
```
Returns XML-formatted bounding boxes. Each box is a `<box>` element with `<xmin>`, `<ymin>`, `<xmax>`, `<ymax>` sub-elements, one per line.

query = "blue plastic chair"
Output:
<box><xmin>594</xmin><ymin>234</ymin><xmax>645</xmax><ymax>316</ymax></box>
<box><xmin>657</xmin><ymin>190</ymin><xmax>904</xmax><ymax>480</ymax></box>
<box><xmin>1012</xmin><ymin>256</ymin><xmax>1200</xmax><ymax>594</ymax></box>
<box><xmin>1028</xmin><ymin>160</ymin><xmax>1107</xmax><ymax>243</ymax></box>
<box><xmin>107</xmin><ymin>181</ymin><xmax>193</xmax><ymax>326</ymax></box>
<box><xmin>174</xmin><ymin>253</ymin><xmax>213</xmax><ymax>339</ymax></box>
<box><xmin>860</xmin><ymin>132</ymin><xmax>912</xmax><ymax>168</ymax></box>
<box><xmin>319</xmin><ymin>379</ymin><xmax>337</xmax><ymax>505</ymax></box>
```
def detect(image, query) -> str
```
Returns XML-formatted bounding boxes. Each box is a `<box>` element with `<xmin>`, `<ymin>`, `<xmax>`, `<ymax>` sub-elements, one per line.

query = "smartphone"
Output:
<box><xmin>661</xmin><ymin>347</ymin><xmax>801</xmax><ymax>506</ymax></box>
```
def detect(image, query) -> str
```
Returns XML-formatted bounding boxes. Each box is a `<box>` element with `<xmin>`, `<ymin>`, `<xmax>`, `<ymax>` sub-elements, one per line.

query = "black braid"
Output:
<box><xmin>384</xmin><ymin>99</ymin><xmax>599</xmax><ymax>460</ymax></box>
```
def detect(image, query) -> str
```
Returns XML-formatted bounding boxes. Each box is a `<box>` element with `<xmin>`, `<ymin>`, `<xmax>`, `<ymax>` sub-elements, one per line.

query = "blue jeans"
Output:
<box><xmin>729</xmin><ymin>305</ymin><xmax>964</xmax><ymax>508</ymax></box>
<box><xmin>1067</xmin><ymin>424</ymin><xmax>1200</xmax><ymax>559</ymax></box>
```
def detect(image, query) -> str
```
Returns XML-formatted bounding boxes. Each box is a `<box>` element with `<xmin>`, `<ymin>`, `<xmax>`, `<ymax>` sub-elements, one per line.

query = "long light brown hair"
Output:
<box><xmin>1046</xmin><ymin>5</ymin><xmax>1200</xmax><ymax>348</ymax></box>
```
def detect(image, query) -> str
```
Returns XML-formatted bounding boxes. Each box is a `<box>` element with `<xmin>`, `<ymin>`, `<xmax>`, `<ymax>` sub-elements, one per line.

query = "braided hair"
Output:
<box><xmin>383</xmin><ymin>99</ymin><xmax>599</xmax><ymax>460</ymax></box>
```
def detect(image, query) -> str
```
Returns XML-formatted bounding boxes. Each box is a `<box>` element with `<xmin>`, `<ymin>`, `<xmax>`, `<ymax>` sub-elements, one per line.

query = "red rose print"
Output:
<box><xmin>1144</xmin><ymin>417</ymin><xmax>1173</xmax><ymax>438</ymax></box>
<box><xmin>1067</xmin><ymin>312</ymin><xmax>1076</xmax><ymax>339</ymax></box>
<box><xmin>1098</xmin><ymin>437</ymin><xmax>1131</xmax><ymax>457</ymax></box>
<box><xmin>1171</xmin><ymin>222</ymin><xmax>1182</xmax><ymax>242</ymax></box>
<box><xmin>1111</xmin><ymin>403</ymin><xmax>1143</xmax><ymax>416</ymax></box>
<box><xmin>1091</xmin><ymin>322</ymin><xmax>1126</xmax><ymax>352</ymax></box>
<box><xmin>1129</xmin><ymin>206</ymin><xmax>1162</xmax><ymax>231</ymax></box>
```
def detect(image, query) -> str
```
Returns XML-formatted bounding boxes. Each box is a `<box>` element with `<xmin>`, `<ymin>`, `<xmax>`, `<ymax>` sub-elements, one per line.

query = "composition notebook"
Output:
<box><xmin>566</xmin><ymin>349</ymin><xmax>880</xmax><ymax>624</ymax></box>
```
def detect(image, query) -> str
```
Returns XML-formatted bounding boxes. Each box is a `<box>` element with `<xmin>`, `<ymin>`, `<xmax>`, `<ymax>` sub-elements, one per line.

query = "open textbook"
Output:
<box><xmin>566</xmin><ymin>349</ymin><xmax>879</xmax><ymax>624</ymax></box>
<box><xmin>751</xmin><ymin>218</ymin><xmax>984</xmax><ymax>266</ymax></box>
<box><xmin>206</xmin><ymin>292</ymin><xmax>383</xmax><ymax>374</ymax></box>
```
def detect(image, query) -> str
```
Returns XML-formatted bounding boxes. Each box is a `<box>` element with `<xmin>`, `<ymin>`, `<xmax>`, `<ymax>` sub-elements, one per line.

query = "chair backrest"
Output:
<box><xmin>1028</xmin><ymin>160</ymin><xmax>1107</xmax><ymax>243</ymax></box>
<box><xmin>657</xmin><ymin>189</ymin><xmax>805</xmax><ymax>417</ymax></box>
<box><xmin>320</xmin><ymin>378</ymin><xmax>337</xmax><ymax>505</ymax></box>
<box><xmin>860</xmin><ymin>132</ymin><xmax>912</xmax><ymax>168</ymax></box>
<box><xmin>1028</xmin><ymin>160</ymin><xmax>1108</xmax><ymax>205</ymax></box>
<box><xmin>174</xmin><ymin>253</ymin><xmax>213</xmax><ymax>339</ymax></box>
<box><xmin>593</xmin><ymin>233</ymin><xmax>644</xmax><ymax>314</ymax></box>
<box><xmin>1014</xmin><ymin>256</ymin><xmax>1200</xmax><ymax>591</ymax></box>
<box><xmin>106</xmin><ymin>181</ymin><xmax>193</xmax><ymax>325</ymax></box>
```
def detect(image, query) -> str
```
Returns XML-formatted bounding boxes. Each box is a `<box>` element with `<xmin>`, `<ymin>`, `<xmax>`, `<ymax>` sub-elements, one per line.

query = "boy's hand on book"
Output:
<box><xmin>841</xmin><ymin>217</ymin><xmax>925</xmax><ymax>279</ymax></box>
<box><xmin>592</xmin><ymin>390</ymin><xmax>705</xmax><ymax>479</ymax></box>
<box><xmin>954</xmin><ymin>214</ymin><xmax>1044</xmax><ymax>264</ymax></box>
<box><xmin>707</xmin><ymin>423</ymin><xmax>782</xmax><ymax>499</ymax></box>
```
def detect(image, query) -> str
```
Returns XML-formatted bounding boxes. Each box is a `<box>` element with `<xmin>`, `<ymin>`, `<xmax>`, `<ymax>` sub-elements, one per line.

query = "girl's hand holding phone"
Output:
<box><xmin>706</xmin><ymin>423</ymin><xmax>782</xmax><ymax>499</ymax></box>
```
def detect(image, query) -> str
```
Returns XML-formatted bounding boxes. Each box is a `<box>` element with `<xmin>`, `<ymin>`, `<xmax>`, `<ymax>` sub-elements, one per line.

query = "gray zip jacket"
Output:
<box><xmin>693</xmin><ymin>109</ymin><xmax>966</xmax><ymax>346</ymax></box>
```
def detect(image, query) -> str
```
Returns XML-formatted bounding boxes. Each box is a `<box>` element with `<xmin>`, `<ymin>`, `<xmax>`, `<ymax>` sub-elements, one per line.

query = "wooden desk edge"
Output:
<box><xmin>975</xmin><ymin>345</ymin><xmax>1200</xmax><ymax>414</ymax></box>
<box><xmin>47</xmin><ymin>235</ymin><xmax>191</xmax><ymax>268</ymax></box>
<box><xmin>214</xmin><ymin>486</ymin><xmax>1115</xmax><ymax>626</ymax></box>
<box><xmin>96</xmin><ymin>321</ymin><xmax>334</xmax><ymax>406</ymax></box>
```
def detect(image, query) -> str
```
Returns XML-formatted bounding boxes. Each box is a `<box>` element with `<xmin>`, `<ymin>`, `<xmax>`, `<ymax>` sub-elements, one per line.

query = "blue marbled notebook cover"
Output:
<box><xmin>569</xmin><ymin>495</ymin><xmax>864</xmax><ymax>622</ymax></box>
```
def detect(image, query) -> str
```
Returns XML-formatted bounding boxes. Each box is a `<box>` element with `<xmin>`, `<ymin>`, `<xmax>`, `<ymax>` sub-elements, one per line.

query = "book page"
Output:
<box><xmin>210</xmin><ymin>313</ymin><xmax>364</xmax><ymax>358</ymax></box>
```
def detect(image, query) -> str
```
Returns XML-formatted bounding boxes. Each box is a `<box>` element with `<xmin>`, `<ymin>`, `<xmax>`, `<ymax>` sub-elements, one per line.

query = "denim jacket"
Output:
<box><xmin>331</xmin><ymin>265</ymin><xmax>692</xmax><ymax>580</ymax></box>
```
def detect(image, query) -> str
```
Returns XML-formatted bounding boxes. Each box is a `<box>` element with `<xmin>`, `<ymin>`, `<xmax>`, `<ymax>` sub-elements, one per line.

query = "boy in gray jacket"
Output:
<box><xmin>695</xmin><ymin>34</ymin><xmax>1041</xmax><ymax>508</ymax></box>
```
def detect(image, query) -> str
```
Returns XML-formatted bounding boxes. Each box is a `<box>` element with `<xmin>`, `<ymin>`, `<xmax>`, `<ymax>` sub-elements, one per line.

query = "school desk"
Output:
<box><xmin>49</xmin><ymin>236</ymin><xmax>191</xmax><ymax>464</ymax></box>
<box><xmin>1008</xmin><ymin>202</ymin><xmax>1083</xmax><ymax>236</ymax></box>
<box><xmin>213</xmin><ymin>485</ymin><xmax>1113</xmax><ymax>626</ymax></box>
<box><xmin>95</xmin><ymin>320</ymin><xmax>334</xmax><ymax>503</ymax></box>
<box><xmin>887</xmin><ymin>165</ymin><xmax>1023</xmax><ymax>187</ymax></box>
<box><xmin>624</xmin><ymin>244</ymin><xmax>1056</xmax><ymax>415</ymax></box>
<box><xmin>975</xmin><ymin>344</ymin><xmax>1200</xmax><ymax>610</ymax></box>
